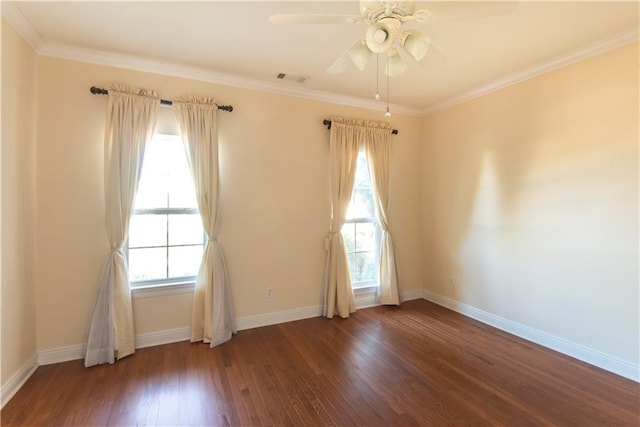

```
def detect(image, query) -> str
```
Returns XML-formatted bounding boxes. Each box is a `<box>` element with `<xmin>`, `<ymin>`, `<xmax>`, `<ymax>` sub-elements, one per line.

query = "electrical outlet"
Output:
<box><xmin>449</xmin><ymin>278</ymin><xmax>455</xmax><ymax>287</ymax></box>
<box><xmin>266</xmin><ymin>287</ymin><xmax>273</xmax><ymax>297</ymax></box>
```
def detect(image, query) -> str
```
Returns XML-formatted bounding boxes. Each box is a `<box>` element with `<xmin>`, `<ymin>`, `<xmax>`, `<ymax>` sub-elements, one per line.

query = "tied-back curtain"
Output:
<box><xmin>324</xmin><ymin>117</ymin><xmax>363</xmax><ymax>318</ymax></box>
<box><xmin>173</xmin><ymin>95</ymin><xmax>235</xmax><ymax>347</ymax></box>
<box><xmin>85</xmin><ymin>83</ymin><xmax>160</xmax><ymax>367</ymax></box>
<box><xmin>364</xmin><ymin>126</ymin><xmax>400</xmax><ymax>305</ymax></box>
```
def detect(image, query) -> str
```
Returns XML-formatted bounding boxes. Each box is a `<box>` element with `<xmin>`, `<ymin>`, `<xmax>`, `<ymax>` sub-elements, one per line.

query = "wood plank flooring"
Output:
<box><xmin>2</xmin><ymin>299</ymin><xmax>638</xmax><ymax>426</ymax></box>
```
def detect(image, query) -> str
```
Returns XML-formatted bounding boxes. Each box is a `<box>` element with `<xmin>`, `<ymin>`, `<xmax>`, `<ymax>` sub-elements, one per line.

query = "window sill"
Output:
<box><xmin>131</xmin><ymin>281</ymin><xmax>195</xmax><ymax>299</ymax></box>
<box><xmin>130</xmin><ymin>282</ymin><xmax>376</xmax><ymax>300</ymax></box>
<box><xmin>353</xmin><ymin>284</ymin><xmax>379</xmax><ymax>294</ymax></box>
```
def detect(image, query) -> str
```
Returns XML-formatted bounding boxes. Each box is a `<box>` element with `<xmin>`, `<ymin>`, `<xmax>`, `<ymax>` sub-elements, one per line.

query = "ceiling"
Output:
<box><xmin>3</xmin><ymin>1</ymin><xmax>639</xmax><ymax>115</ymax></box>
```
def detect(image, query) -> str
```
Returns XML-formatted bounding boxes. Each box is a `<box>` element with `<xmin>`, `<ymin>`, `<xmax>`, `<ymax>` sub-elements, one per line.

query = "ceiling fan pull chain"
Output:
<box><xmin>385</xmin><ymin>56</ymin><xmax>391</xmax><ymax>118</ymax></box>
<box><xmin>375</xmin><ymin>54</ymin><xmax>381</xmax><ymax>100</ymax></box>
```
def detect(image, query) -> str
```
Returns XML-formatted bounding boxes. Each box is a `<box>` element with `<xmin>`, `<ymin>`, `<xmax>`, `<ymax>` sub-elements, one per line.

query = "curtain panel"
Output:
<box><xmin>173</xmin><ymin>95</ymin><xmax>235</xmax><ymax>347</ymax></box>
<box><xmin>85</xmin><ymin>83</ymin><xmax>160</xmax><ymax>367</ymax></box>
<box><xmin>364</xmin><ymin>127</ymin><xmax>400</xmax><ymax>305</ymax></box>
<box><xmin>323</xmin><ymin>116</ymin><xmax>400</xmax><ymax>319</ymax></box>
<box><xmin>323</xmin><ymin>117</ymin><xmax>362</xmax><ymax>318</ymax></box>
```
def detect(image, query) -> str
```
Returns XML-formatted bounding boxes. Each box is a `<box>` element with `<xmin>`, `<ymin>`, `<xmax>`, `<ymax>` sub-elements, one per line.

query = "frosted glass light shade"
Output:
<box><xmin>365</xmin><ymin>21</ymin><xmax>395</xmax><ymax>53</ymax></box>
<box><xmin>385</xmin><ymin>50</ymin><xmax>406</xmax><ymax>76</ymax></box>
<box><xmin>402</xmin><ymin>31</ymin><xmax>430</xmax><ymax>62</ymax></box>
<box><xmin>348</xmin><ymin>39</ymin><xmax>374</xmax><ymax>71</ymax></box>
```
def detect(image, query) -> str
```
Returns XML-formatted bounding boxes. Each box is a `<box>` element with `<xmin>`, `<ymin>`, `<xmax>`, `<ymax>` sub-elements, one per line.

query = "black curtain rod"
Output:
<box><xmin>322</xmin><ymin>119</ymin><xmax>398</xmax><ymax>135</ymax></box>
<box><xmin>90</xmin><ymin>86</ymin><xmax>233</xmax><ymax>112</ymax></box>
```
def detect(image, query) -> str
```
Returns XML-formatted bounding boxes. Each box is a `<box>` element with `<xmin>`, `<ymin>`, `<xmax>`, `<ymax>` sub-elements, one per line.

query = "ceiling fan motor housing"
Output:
<box><xmin>360</xmin><ymin>0</ymin><xmax>415</xmax><ymax>19</ymax></box>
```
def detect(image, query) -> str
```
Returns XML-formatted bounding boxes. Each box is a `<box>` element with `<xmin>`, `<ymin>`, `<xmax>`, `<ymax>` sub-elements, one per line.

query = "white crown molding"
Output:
<box><xmin>1</xmin><ymin>354</ymin><xmax>38</xmax><ymax>409</ymax></box>
<box><xmin>0</xmin><ymin>2</ymin><xmax>45</xmax><ymax>52</ymax></box>
<box><xmin>38</xmin><ymin>42</ymin><xmax>423</xmax><ymax>117</ymax></box>
<box><xmin>3</xmin><ymin>2</ymin><xmax>637</xmax><ymax>118</ymax></box>
<box><xmin>422</xmin><ymin>290</ymin><xmax>640</xmax><ymax>382</ymax></box>
<box><xmin>421</xmin><ymin>26</ymin><xmax>640</xmax><ymax>116</ymax></box>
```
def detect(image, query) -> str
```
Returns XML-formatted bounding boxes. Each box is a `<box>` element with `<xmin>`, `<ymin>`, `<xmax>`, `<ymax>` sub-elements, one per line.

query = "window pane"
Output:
<box><xmin>347</xmin><ymin>253</ymin><xmax>356</xmax><ymax>280</ymax></box>
<box><xmin>353</xmin><ymin>251</ymin><xmax>377</xmax><ymax>283</ymax></box>
<box><xmin>342</xmin><ymin>148</ymin><xmax>382</xmax><ymax>288</ymax></box>
<box><xmin>168</xmin><ymin>173</ymin><xmax>198</xmax><ymax>208</ymax></box>
<box><xmin>134</xmin><ymin>140</ymin><xmax>170</xmax><ymax>210</ymax></box>
<box><xmin>354</xmin><ymin>151</ymin><xmax>372</xmax><ymax>189</ymax></box>
<box><xmin>346</xmin><ymin>189</ymin><xmax>375</xmax><ymax>219</ymax></box>
<box><xmin>341</xmin><ymin>223</ymin><xmax>356</xmax><ymax>253</ymax></box>
<box><xmin>355</xmin><ymin>222</ymin><xmax>376</xmax><ymax>252</ymax></box>
<box><xmin>129</xmin><ymin>215</ymin><xmax>167</xmax><ymax>248</ymax></box>
<box><xmin>129</xmin><ymin>248</ymin><xmax>167</xmax><ymax>282</ymax></box>
<box><xmin>167</xmin><ymin>137</ymin><xmax>198</xmax><ymax>209</ymax></box>
<box><xmin>168</xmin><ymin>214</ymin><xmax>204</xmax><ymax>246</ymax></box>
<box><xmin>135</xmin><ymin>175</ymin><xmax>169</xmax><ymax>209</ymax></box>
<box><xmin>169</xmin><ymin>245</ymin><xmax>203</xmax><ymax>278</ymax></box>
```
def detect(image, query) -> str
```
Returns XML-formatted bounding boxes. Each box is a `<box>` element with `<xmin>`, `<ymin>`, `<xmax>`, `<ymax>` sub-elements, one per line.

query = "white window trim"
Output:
<box><xmin>343</xmin><ymin>215</ymin><xmax>382</xmax><ymax>289</ymax></box>
<box><xmin>128</xmin><ymin>133</ymin><xmax>204</xmax><ymax>289</ymax></box>
<box><xmin>132</xmin><ymin>281</ymin><xmax>195</xmax><ymax>299</ymax></box>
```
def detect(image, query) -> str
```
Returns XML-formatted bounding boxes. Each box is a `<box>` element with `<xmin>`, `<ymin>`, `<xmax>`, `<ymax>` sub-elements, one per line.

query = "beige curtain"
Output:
<box><xmin>173</xmin><ymin>95</ymin><xmax>235</xmax><ymax>347</ymax></box>
<box><xmin>364</xmin><ymin>126</ymin><xmax>400</xmax><ymax>305</ymax></box>
<box><xmin>324</xmin><ymin>117</ymin><xmax>363</xmax><ymax>318</ymax></box>
<box><xmin>85</xmin><ymin>83</ymin><xmax>159</xmax><ymax>367</ymax></box>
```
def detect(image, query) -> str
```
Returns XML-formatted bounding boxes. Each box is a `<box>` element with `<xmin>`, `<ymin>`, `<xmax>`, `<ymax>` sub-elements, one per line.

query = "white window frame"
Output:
<box><xmin>342</xmin><ymin>147</ymin><xmax>382</xmax><ymax>290</ymax></box>
<box><xmin>343</xmin><ymin>216</ymin><xmax>382</xmax><ymax>290</ymax></box>
<box><xmin>127</xmin><ymin>133</ymin><xmax>204</xmax><ymax>294</ymax></box>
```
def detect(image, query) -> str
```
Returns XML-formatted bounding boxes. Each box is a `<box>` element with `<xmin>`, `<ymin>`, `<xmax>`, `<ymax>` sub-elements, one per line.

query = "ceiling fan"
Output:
<box><xmin>270</xmin><ymin>0</ymin><xmax>433</xmax><ymax>76</ymax></box>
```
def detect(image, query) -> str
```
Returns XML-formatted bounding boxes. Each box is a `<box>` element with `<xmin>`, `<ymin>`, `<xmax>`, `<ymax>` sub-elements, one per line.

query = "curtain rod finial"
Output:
<box><xmin>90</xmin><ymin>86</ymin><xmax>108</xmax><ymax>95</ymax></box>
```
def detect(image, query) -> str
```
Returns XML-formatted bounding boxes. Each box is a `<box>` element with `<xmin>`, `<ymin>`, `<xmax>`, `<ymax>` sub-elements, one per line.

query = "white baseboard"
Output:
<box><xmin>401</xmin><ymin>289</ymin><xmax>423</xmax><ymax>302</ymax></box>
<box><xmin>34</xmin><ymin>287</ymin><xmax>437</xmax><ymax>365</ymax></box>
<box><xmin>235</xmin><ymin>305</ymin><xmax>323</xmax><ymax>330</ymax></box>
<box><xmin>422</xmin><ymin>289</ymin><xmax>639</xmax><ymax>382</ymax></box>
<box><xmin>135</xmin><ymin>326</ymin><xmax>191</xmax><ymax>349</ymax></box>
<box><xmin>1</xmin><ymin>354</ymin><xmax>38</xmax><ymax>409</ymax></box>
<box><xmin>36</xmin><ymin>305</ymin><xmax>324</xmax><ymax>366</ymax></box>
<box><xmin>37</xmin><ymin>343</ymin><xmax>84</xmax><ymax>366</ymax></box>
<box><xmin>22</xmin><ymin>288</ymin><xmax>636</xmax><ymax>409</ymax></box>
<box><xmin>37</xmin><ymin>327</ymin><xmax>193</xmax><ymax>366</ymax></box>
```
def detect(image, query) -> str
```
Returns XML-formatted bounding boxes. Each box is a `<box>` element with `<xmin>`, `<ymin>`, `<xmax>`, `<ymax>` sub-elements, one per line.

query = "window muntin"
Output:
<box><xmin>128</xmin><ymin>134</ymin><xmax>204</xmax><ymax>287</ymax></box>
<box><xmin>341</xmin><ymin>148</ymin><xmax>381</xmax><ymax>289</ymax></box>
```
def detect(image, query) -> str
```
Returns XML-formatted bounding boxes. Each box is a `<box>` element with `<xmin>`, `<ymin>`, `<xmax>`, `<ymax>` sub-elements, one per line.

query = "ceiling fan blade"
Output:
<box><xmin>327</xmin><ymin>53</ymin><xmax>352</xmax><ymax>74</ymax></box>
<box><xmin>428</xmin><ymin>41</ymin><xmax>446</xmax><ymax>61</ymax></box>
<box><xmin>269</xmin><ymin>13</ymin><xmax>358</xmax><ymax>24</ymax></box>
<box><xmin>327</xmin><ymin>38</ymin><xmax>373</xmax><ymax>74</ymax></box>
<box><xmin>347</xmin><ymin>39</ymin><xmax>373</xmax><ymax>71</ymax></box>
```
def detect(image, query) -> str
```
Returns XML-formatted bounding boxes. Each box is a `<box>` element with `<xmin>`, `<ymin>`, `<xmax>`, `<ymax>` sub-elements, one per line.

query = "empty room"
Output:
<box><xmin>1</xmin><ymin>1</ymin><xmax>638</xmax><ymax>425</ymax></box>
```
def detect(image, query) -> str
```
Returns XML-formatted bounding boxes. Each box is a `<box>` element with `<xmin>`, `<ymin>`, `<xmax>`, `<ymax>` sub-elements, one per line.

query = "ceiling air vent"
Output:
<box><xmin>275</xmin><ymin>73</ymin><xmax>309</xmax><ymax>84</ymax></box>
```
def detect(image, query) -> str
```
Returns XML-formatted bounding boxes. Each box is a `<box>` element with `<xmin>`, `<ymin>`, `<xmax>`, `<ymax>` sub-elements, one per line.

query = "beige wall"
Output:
<box><xmin>1</xmin><ymin>18</ymin><xmax>38</xmax><ymax>384</ymax></box>
<box><xmin>35</xmin><ymin>56</ymin><xmax>424</xmax><ymax>351</ymax></box>
<box><xmin>421</xmin><ymin>42</ymin><xmax>639</xmax><ymax>364</ymax></box>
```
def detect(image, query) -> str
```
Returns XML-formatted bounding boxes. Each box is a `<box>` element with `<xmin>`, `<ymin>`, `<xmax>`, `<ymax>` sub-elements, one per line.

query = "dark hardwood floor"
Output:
<box><xmin>2</xmin><ymin>299</ymin><xmax>638</xmax><ymax>426</ymax></box>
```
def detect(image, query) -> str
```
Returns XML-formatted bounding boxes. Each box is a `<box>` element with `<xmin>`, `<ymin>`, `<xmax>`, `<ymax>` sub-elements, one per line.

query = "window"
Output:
<box><xmin>341</xmin><ymin>148</ymin><xmax>381</xmax><ymax>289</ymax></box>
<box><xmin>128</xmin><ymin>134</ymin><xmax>204</xmax><ymax>287</ymax></box>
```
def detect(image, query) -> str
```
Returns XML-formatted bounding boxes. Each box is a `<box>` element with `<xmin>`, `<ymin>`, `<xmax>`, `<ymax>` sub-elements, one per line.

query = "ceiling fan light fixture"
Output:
<box><xmin>401</xmin><ymin>30</ymin><xmax>430</xmax><ymax>62</ymax></box>
<box><xmin>365</xmin><ymin>19</ymin><xmax>398</xmax><ymax>53</ymax></box>
<box><xmin>385</xmin><ymin>48</ymin><xmax>407</xmax><ymax>76</ymax></box>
